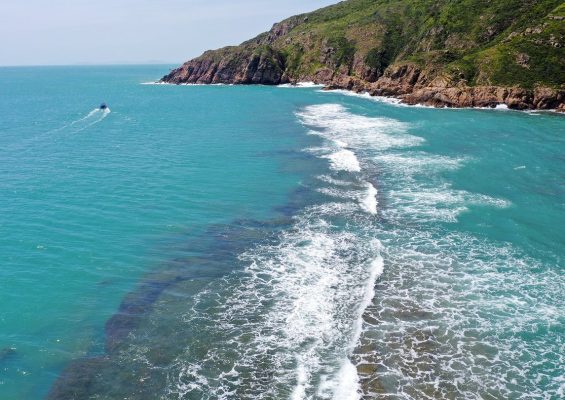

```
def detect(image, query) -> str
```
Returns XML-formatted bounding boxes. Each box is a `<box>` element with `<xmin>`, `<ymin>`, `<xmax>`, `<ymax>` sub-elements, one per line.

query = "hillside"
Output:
<box><xmin>161</xmin><ymin>0</ymin><xmax>565</xmax><ymax>110</ymax></box>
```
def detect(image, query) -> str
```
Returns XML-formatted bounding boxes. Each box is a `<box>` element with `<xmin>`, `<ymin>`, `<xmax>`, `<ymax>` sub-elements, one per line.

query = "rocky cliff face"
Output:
<box><xmin>161</xmin><ymin>0</ymin><xmax>565</xmax><ymax>111</ymax></box>
<box><xmin>162</xmin><ymin>47</ymin><xmax>287</xmax><ymax>85</ymax></box>
<box><xmin>326</xmin><ymin>64</ymin><xmax>565</xmax><ymax>111</ymax></box>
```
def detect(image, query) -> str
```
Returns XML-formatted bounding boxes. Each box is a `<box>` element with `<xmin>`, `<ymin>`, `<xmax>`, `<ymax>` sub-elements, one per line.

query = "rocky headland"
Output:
<box><xmin>162</xmin><ymin>0</ymin><xmax>565</xmax><ymax>111</ymax></box>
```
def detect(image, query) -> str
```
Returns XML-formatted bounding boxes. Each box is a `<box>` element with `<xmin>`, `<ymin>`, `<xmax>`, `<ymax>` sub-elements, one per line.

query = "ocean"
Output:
<box><xmin>0</xmin><ymin>66</ymin><xmax>563</xmax><ymax>399</ymax></box>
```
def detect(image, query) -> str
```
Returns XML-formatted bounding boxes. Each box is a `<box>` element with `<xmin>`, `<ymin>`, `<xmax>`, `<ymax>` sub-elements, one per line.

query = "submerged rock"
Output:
<box><xmin>0</xmin><ymin>347</ymin><xmax>16</xmax><ymax>363</ymax></box>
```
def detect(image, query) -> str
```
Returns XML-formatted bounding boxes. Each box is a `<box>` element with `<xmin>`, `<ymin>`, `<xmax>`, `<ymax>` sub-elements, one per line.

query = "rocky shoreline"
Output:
<box><xmin>160</xmin><ymin>0</ymin><xmax>564</xmax><ymax>112</ymax></box>
<box><xmin>321</xmin><ymin>65</ymin><xmax>565</xmax><ymax>112</ymax></box>
<box><xmin>161</xmin><ymin>61</ymin><xmax>564</xmax><ymax>111</ymax></box>
<box><xmin>159</xmin><ymin>66</ymin><xmax>565</xmax><ymax>113</ymax></box>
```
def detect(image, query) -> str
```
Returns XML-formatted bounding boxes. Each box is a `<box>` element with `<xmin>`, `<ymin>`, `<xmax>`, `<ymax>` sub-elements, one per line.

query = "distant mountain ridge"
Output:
<box><xmin>162</xmin><ymin>0</ymin><xmax>565</xmax><ymax>110</ymax></box>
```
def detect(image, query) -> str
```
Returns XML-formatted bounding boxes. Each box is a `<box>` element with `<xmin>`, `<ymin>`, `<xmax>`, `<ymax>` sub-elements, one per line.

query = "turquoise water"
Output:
<box><xmin>0</xmin><ymin>67</ymin><xmax>563</xmax><ymax>399</ymax></box>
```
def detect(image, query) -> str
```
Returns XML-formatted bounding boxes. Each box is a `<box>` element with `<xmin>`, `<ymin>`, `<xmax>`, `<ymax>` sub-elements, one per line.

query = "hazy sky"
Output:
<box><xmin>0</xmin><ymin>0</ymin><xmax>337</xmax><ymax>66</ymax></box>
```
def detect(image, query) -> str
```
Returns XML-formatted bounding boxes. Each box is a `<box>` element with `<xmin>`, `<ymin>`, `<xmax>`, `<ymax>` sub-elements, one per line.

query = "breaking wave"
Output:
<box><xmin>101</xmin><ymin>101</ymin><xmax>558</xmax><ymax>399</ymax></box>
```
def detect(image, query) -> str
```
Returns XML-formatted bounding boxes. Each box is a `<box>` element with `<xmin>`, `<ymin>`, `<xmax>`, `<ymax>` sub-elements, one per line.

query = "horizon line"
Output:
<box><xmin>0</xmin><ymin>62</ymin><xmax>181</xmax><ymax>68</ymax></box>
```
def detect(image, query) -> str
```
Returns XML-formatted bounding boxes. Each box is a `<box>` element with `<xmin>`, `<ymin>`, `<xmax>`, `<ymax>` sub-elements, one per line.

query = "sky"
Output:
<box><xmin>0</xmin><ymin>0</ymin><xmax>338</xmax><ymax>66</ymax></box>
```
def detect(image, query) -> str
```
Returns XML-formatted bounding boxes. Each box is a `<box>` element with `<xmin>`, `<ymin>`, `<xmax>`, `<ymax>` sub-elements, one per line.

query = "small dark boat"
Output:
<box><xmin>100</xmin><ymin>103</ymin><xmax>108</xmax><ymax>110</ymax></box>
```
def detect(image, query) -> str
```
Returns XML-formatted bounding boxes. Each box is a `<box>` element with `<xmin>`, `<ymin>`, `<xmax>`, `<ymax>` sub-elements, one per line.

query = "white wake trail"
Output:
<box><xmin>69</xmin><ymin>108</ymin><xmax>101</xmax><ymax>126</ymax></box>
<box><xmin>72</xmin><ymin>108</ymin><xmax>110</xmax><ymax>133</ymax></box>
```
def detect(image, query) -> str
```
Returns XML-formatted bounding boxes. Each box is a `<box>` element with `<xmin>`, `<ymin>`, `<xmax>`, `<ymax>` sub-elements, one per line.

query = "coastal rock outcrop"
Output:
<box><xmin>162</xmin><ymin>46</ymin><xmax>287</xmax><ymax>85</ymax></box>
<box><xmin>162</xmin><ymin>0</ymin><xmax>565</xmax><ymax>111</ymax></box>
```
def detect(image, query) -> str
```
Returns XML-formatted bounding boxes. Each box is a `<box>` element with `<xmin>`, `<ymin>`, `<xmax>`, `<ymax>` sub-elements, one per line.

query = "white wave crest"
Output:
<box><xmin>278</xmin><ymin>82</ymin><xmax>325</xmax><ymax>88</ymax></box>
<box><xmin>297</xmin><ymin>104</ymin><xmax>421</xmax><ymax>151</ymax></box>
<box><xmin>324</xmin><ymin>149</ymin><xmax>361</xmax><ymax>172</ymax></box>
<box><xmin>163</xmin><ymin>210</ymin><xmax>384</xmax><ymax>400</ymax></box>
<box><xmin>360</xmin><ymin>182</ymin><xmax>378</xmax><ymax>215</ymax></box>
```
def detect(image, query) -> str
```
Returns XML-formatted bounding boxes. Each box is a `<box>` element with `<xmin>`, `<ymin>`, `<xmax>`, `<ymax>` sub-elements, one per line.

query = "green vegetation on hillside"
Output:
<box><xmin>232</xmin><ymin>0</ymin><xmax>564</xmax><ymax>88</ymax></box>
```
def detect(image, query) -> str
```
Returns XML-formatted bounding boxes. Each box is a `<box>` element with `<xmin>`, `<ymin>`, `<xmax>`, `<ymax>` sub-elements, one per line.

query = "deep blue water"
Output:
<box><xmin>0</xmin><ymin>66</ymin><xmax>563</xmax><ymax>399</ymax></box>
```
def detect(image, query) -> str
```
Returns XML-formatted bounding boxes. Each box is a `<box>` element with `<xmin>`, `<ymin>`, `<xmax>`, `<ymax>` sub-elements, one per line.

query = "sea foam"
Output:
<box><xmin>325</xmin><ymin>149</ymin><xmax>361</xmax><ymax>172</ymax></box>
<box><xmin>162</xmin><ymin>103</ymin><xmax>392</xmax><ymax>397</ymax></box>
<box><xmin>297</xmin><ymin>104</ymin><xmax>422</xmax><ymax>151</ymax></box>
<box><xmin>278</xmin><ymin>82</ymin><xmax>325</xmax><ymax>88</ymax></box>
<box><xmin>360</xmin><ymin>183</ymin><xmax>378</xmax><ymax>215</ymax></box>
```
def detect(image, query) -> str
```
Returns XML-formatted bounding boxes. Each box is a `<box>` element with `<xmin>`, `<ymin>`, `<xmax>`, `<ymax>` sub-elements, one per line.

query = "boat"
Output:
<box><xmin>100</xmin><ymin>103</ymin><xmax>108</xmax><ymax>110</ymax></box>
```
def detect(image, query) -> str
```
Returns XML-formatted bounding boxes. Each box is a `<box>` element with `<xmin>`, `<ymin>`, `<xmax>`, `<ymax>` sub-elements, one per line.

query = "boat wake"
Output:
<box><xmin>70</xmin><ymin>107</ymin><xmax>110</xmax><ymax>133</ymax></box>
<box><xmin>8</xmin><ymin>108</ymin><xmax>111</xmax><ymax>153</ymax></box>
<box><xmin>47</xmin><ymin>107</ymin><xmax>111</xmax><ymax>135</ymax></box>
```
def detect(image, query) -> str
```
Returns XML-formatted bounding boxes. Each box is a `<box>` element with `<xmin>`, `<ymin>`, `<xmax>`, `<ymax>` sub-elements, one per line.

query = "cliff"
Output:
<box><xmin>161</xmin><ymin>0</ymin><xmax>565</xmax><ymax>111</ymax></box>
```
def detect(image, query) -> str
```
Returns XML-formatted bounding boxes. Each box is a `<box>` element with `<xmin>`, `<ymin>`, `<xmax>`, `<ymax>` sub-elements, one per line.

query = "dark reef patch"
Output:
<box><xmin>42</xmin><ymin>107</ymin><xmax>394</xmax><ymax>398</ymax></box>
<box><xmin>46</xmin><ymin>214</ymin><xmax>301</xmax><ymax>399</ymax></box>
<box><xmin>45</xmin><ymin>128</ymin><xmax>329</xmax><ymax>400</ymax></box>
<box><xmin>0</xmin><ymin>347</ymin><xmax>17</xmax><ymax>364</ymax></box>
